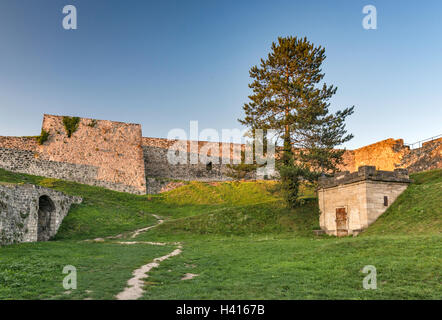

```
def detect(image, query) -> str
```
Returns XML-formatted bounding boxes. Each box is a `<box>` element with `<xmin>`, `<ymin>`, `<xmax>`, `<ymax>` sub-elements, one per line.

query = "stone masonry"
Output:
<box><xmin>318</xmin><ymin>166</ymin><xmax>410</xmax><ymax>236</ymax></box>
<box><xmin>0</xmin><ymin>115</ymin><xmax>147</xmax><ymax>194</ymax></box>
<box><xmin>0</xmin><ymin>114</ymin><xmax>440</xmax><ymax>194</ymax></box>
<box><xmin>0</xmin><ymin>183</ymin><xmax>82</xmax><ymax>245</ymax></box>
<box><xmin>39</xmin><ymin>115</ymin><xmax>146</xmax><ymax>194</ymax></box>
<box><xmin>142</xmin><ymin>137</ymin><xmax>249</xmax><ymax>182</ymax></box>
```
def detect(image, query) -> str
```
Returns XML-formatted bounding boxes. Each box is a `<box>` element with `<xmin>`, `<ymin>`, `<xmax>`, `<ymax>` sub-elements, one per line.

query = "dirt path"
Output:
<box><xmin>86</xmin><ymin>214</ymin><xmax>164</xmax><ymax>242</ymax></box>
<box><xmin>115</xmin><ymin>243</ymin><xmax>182</xmax><ymax>300</ymax></box>
<box><xmin>84</xmin><ymin>214</ymin><xmax>183</xmax><ymax>300</ymax></box>
<box><xmin>114</xmin><ymin>214</ymin><xmax>182</xmax><ymax>300</ymax></box>
<box><xmin>130</xmin><ymin>214</ymin><xmax>164</xmax><ymax>238</ymax></box>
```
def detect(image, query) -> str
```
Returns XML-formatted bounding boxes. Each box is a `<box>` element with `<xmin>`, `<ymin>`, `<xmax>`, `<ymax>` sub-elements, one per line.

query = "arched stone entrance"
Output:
<box><xmin>37</xmin><ymin>195</ymin><xmax>55</xmax><ymax>241</ymax></box>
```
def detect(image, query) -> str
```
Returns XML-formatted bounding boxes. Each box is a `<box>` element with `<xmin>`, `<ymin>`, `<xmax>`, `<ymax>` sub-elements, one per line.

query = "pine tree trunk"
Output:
<box><xmin>283</xmin><ymin>66</ymin><xmax>291</xmax><ymax>165</ymax></box>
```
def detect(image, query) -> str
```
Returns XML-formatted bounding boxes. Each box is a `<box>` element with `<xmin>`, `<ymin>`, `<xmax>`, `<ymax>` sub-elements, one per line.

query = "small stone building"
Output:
<box><xmin>318</xmin><ymin>166</ymin><xmax>410</xmax><ymax>236</ymax></box>
<box><xmin>0</xmin><ymin>183</ymin><xmax>82</xmax><ymax>245</ymax></box>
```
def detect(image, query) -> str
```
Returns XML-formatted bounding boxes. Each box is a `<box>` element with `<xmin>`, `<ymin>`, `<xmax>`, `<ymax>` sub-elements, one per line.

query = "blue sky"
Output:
<box><xmin>0</xmin><ymin>0</ymin><xmax>441</xmax><ymax>149</ymax></box>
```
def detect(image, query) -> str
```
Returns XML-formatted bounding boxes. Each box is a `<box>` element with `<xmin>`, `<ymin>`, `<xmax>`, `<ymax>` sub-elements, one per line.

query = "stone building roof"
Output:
<box><xmin>318</xmin><ymin>166</ymin><xmax>411</xmax><ymax>189</ymax></box>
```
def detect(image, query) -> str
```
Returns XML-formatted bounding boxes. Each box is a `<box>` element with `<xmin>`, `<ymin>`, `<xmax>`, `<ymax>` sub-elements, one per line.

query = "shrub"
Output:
<box><xmin>36</xmin><ymin>129</ymin><xmax>50</xmax><ymax>145</ymax></box>
<box><xmin>88</xmin><ymin>119</ymin><xmax>97</xmax><ymax>128</ymax></box>
<box><xmin>63</xmin><ymin>116</ymin><xmax>80</xmax><ymax>138</ymax></box>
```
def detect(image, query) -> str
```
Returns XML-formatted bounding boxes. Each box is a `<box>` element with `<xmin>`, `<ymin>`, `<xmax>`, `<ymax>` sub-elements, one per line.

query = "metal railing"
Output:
<box><xmin>404</xmin><ymin>134</ymin><xmax>442</xmax><ymax>150</ymax></box>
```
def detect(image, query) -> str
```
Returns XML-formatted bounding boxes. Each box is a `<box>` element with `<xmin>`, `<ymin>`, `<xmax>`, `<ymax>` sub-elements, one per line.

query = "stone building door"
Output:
<box><xmin>335</xmin><ymin>207</ymin><xmax>348</xmax><ymax>237</ymax></box>
<box><xmin>37</xmin><ymin>195</ymin><xmax>55</xmax><ymax>241</ymax></box>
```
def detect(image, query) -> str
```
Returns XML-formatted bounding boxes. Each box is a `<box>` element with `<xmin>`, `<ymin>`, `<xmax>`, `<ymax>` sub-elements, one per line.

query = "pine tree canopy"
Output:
<box><xmin>239</xmin><ymin>36</ymin><xmax>354</xmax><ymax>174</ymax></box>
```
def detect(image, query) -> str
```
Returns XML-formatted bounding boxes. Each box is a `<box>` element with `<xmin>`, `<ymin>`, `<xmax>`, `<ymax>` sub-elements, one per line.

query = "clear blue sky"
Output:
<box><xmin>0</xmin><ymin>0</ymin><xmax>441</xmax><ymax>149</ymax></box>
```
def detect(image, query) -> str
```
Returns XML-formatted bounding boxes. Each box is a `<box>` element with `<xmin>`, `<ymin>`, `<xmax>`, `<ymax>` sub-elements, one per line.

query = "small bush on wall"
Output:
<box><xmin>88</xmin><ymin>119</ymin><xmax>97</xmax><ymax>128</ymax></box>
<box><xmin>63</xmin><ymin>116</ymin><xmax>80</xmax><ymax>138</ymax></box>
<box><xmin>36</xmin><ymin>129</ymin><xmax>49</xmax><ymax>145</ymax></box>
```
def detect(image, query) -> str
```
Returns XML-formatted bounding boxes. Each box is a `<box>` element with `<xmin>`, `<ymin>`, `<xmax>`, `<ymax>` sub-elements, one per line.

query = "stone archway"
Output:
<box><xmin>37</xmin><ymin>195</ymin><xmax>55</xmax><ymax>241</ymax></box>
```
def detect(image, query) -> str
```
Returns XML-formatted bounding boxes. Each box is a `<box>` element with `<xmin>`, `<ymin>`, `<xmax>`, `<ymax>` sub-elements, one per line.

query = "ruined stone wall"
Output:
<box><xmin>142</xmin><ymin>136</ymin><xmax>440</xmax><ymax>187</ymax></box>
<box><xmin>142</xmin><ymin>137</ymin><xmax>244</xmax><ymax>160</ymax></box>
<box><xmin>336</xmin><ymin>137</ymin><xmax>441</xmax><ymax>173</ymax></box>
<box><xmin>0</xmin><ymin>147</ymin><xmax>139</xmax><ymax>192</ymax></box>
<box><xmin>146</xmin><ymin>178</ymin><xmax>186</xmax><ymax>194</ymax></box>
<box><xmin>39</xmin><ymin>115</ymin><xmax>146</xmax><ymax>194</ymax></box>
<box><xmin>338</xmin><ymin>149</ymin><xmax>356</xmax><ymax>172</ymax></box>
<box><xmin>352</xmin><ymin>138</ymin><xmax>408</xmax><ymax>171</ymax></box>
<box><xmin>0</xmin><ymin>114</ymin><xmax>439</xmax><ymax>195</ymax></box>
<box><xmin>142</xmin><ymin>145</ymin><xmax>243</xmax><ymax>182</ymax></box>
<box><xmin>398</xmin><ymin>138</ymin><xmax>442</xmax><ymax>173</ymax></box>
<box><xmin>0</xmin><ymin>183</ymin><xmax>81</xmax><ymax>245</ymax></box>
<box><xmin>0</xmin><ymin>148</ymin><xmax>37</xmax><ymax>172</ymax></box>
<box><xmin>142</xmin><ymin>137</ymin><xmax>254</xmax><ymax>186</ymax></box>
<box><xmin>0</xmin><ymin>115</ymin><xmax>147</xmax><ymax>194</ymax></box>
<box><xmin>0</xmin><ymin>136</ymin><xmax>38</xmax><ymax>151</ymax></box>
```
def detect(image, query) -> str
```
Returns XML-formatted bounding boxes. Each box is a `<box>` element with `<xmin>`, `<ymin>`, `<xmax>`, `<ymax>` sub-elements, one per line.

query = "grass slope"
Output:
<box><xmin>0</xmin><ymin>241</ymin><xmax>174</xmax><ymax>300</ymax></box>
<box><xmin>0</xmin><ymin>168</ymin><xmax>440</xmax><ymax>300</ymax></box>
<box><xmin>0</xmin><ymin>169</ymin><xmax>158</xmax><ymax>240</ymax></box>
<box><xmin>362</xmin><ymin>169</ymin><xmax>442</xmax><ymax>236</ymax></box>
<box><xmin>141</xmin><ymin>235</ymin><xmax>441</xmax><ymax>300</ymax></box>
<box><xmin>136</xmin><ymin>200</ymin><xmax>319</xmax><ymax>239</ymax></box>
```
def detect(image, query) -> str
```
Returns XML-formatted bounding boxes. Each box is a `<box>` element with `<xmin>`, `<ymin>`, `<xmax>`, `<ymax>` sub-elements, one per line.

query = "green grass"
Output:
<box><xmin>0</xmin><ymin>169</ymin><xmax>286</xmax><ymax>239</ymax></box>
<box><xmin>162</xmin><ymin>180</ymin><xmax>280</xmax><ymax>206</ymax></box>
<box><xmin>0</xmin><ymin>170</ymin><xmax>159</xmax><ymax>240</ymax></box>
<box><xmin>0</xmin><ymin>168</ymin><xmax>440</xmax><ymax>299</ymax></box>
<box><xmin>135</xmin><ymin>200</ymin><xmax>319</xmax><ymax>238</ymax></box>
<box><xmin>362</xmin><ymin>169</ymin><xmax>442</xmax><ymax>236</ymax></box>
<box><xmin>141</xmin><ymin>235</ymin><xmax>441</xmax><ymax>300</ymax></box>
<box><xmin>0</xmin><ymin>240</ymin><xmax>174</xmax><ymax>300</ymax></box>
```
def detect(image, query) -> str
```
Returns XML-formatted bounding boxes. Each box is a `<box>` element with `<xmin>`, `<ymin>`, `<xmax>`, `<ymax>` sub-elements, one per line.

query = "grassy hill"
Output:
<box><xmin>0</xmin><ymin>169</ymin><xmax>318</xmax><ymax>239</ymax></box>
<box><xmin>362</xmin><ymin>169</ymin><xmax>441</xmax><ymax>236</ymax></box>
<box><xmin>0</xmin><ymin>168</ymin><xmax>440</xmax><ymax>299</ymax></box>
<box><xmin>2</xmin><ymin>168</ymin><xmax>437</xmax><ymax>239</ymax></box>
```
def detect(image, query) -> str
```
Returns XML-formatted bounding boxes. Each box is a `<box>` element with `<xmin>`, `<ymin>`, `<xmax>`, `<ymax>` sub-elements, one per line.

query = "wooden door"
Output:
<box><xmin>335</xmin><ymin>207</ymin><xmax>348</xmax><ymax>237</ymax></box>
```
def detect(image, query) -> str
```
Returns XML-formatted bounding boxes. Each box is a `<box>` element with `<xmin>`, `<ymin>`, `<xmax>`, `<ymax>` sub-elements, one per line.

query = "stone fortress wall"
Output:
<box><xmin>143</xmin><ymin>138</ymin><xmax>247</xmax><ymax>174</ymax></box>
<box><xmin>39</xmin><ymin>115</ymin><xmax>146</xmax><ymax>194</ymax></box>
<box><xmin>0</xmin><ymin>115</ymin><xmax>147</xmax><ymax>194</ymax></box>
<box><xmin>0</xmin><ymin>114</ymin><xmax>440</xmax><ymax>194</ymax></box>
<box><xmin>142</xmin><ymin>137</ymin><xmax>253</xmax><ymax>193</ymax></box>
<box><xmin>0</xmin><ymin>136</ymin><xmax>38</xmax><ymax>151</ymax></box>
<box><xmin>339</xmin><ymin>137</ymin><xmax>441</xmax><ymax>173</ymax></box>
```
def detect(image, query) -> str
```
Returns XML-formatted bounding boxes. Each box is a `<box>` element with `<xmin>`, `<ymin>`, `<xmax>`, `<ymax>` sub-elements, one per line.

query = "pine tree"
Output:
<box><xmin>239</xmin><ymin>36</ymin><xmax>354</xmax><ymax>207</ymax></box>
